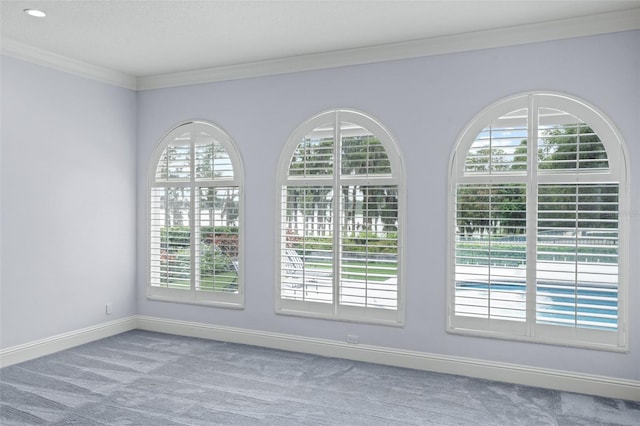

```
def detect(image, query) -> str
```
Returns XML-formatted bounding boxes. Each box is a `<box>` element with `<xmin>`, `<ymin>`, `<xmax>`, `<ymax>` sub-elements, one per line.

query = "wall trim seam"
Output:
<box><xmin>135</xmin><ymin>316</ymin><xmax>640</xmax><ymax>402</ymax></box>
<box><xmin>0</xmin><ymin>317</ymin><xmax>137</xmax><ymax>368</ymax></box>
<box><xmin>1</xmin><ymin>315</ymin><xmax>637</xmax><ymax>401</ymax></box>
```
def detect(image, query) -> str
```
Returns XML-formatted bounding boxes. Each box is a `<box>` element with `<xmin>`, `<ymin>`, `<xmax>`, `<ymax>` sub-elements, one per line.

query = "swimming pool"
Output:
<box><xmin>455</xmin><ymin>281</ymin><xmax>618</xmax><ymax>330</ymax></box>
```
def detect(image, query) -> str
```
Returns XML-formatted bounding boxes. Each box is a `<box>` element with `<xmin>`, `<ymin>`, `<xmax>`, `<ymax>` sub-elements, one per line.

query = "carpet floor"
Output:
<box><xmin>0</xmin><ymin>330</ymin><xmax>638</xmax><ymax>425</ymax></box>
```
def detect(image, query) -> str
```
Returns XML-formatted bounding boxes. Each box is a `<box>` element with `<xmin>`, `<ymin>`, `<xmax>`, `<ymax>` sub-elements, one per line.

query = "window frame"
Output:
<box><xmin>275</xmin><ymin>109</ymin><xmax>406</xmax><ymax>325</ymax></box>
<box><xmin>147</xmin><ymin>120</ymin><xmax>244</xmax><ymax>308</ymax></box>
<box><xmin>447</xmin><ymin>92</ymin><xmax>629</xmax><ymax>351</ymax></box>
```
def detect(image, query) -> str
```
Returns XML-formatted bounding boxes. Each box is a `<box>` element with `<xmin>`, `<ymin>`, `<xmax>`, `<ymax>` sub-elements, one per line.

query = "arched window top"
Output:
<box><xmin>277</xmin><ymin>109</ymin><xmax>405</xmax><ymax>325</ymax></box>
<box><xmin>282</xmin><ymin>109</ymin><xmax>402</xmax><ymax>182</ymax></box>
<box><xmin>448</xmin><ymin>92</ymin><xmax>628</xmax><ymax>351</ymax></box>
<box><xmin>454</xmin><ymin>93</ymin><xmax>625</xmax><ymax>179</ymax></box>
<box><xmin>151</xmin><ymin>121</ymin><xmax>241</xmax><ymax>185</ymax></box>
<box><xmin>148</xmin><ymin>120</ymin><xmax>243</xmax><ymax>308</ymax></box>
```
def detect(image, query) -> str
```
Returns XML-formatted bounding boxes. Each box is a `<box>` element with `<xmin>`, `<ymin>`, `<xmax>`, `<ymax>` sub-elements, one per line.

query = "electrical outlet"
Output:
<box><xmin>106</xmin><ymin>303</ymin><xmax>113</xmax><ymax>315</ymax></box>
<box><xmin>346</xmin><ymin>334</ymin><xmax>359</xmax><ymax>344</ymax></box>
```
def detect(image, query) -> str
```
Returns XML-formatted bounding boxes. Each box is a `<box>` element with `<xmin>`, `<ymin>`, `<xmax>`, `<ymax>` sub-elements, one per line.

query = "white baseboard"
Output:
<box><xmin>0</xmin><ymin>316</ymin><xmax>138</xmax><ymax>368</ymax></box>
<box><xmin>2</xmin><ymin>315</ymin><xmax>637</xmax><ymax>401</ymax></box>
<box><xmin>136</xmin><ymin>315</ymin><xmax>640</xmax><ymax>402</ymax></box>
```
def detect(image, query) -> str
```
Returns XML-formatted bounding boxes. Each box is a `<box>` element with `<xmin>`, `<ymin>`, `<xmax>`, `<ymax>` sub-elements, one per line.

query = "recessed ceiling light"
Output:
<box><xmin>24</xmin><ymin>9</ymin><xmax>46</xmax><ymax>18</ymax></box>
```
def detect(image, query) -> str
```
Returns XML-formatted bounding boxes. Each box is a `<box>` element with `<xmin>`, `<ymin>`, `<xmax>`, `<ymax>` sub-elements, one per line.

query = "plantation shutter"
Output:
<box><xmin>454</xmin><ymin>183</ymin><xmax>527</xmax><ymax>323</ymax></box>
<box><xmin>535</xmin><ymin>105</ymin><xmax>619</xmax><ymax>333</ymax></box>
<box><xmin>450</xmin><ymin>93</ymin><xmax>626</xmax><ymax>349</ymax></box>
<box><xmin>280</xmin><ymin>185</ymin><xmax>335</xmax><ymax>304</ymax></box>
<box><xmin>537</xmin><ymin>109</ymin><xmax>609</xmax><ymax>170</ymax></box>
<box><xmin>149</xmin><ymin>121</ymin><xmax>243</xmax><ymax>307</ymax></box>
<box><xmin>463</xmin><ymin>109</ymin><xmax>528</xmax><ymax>174</ymax></box>
<box><xmin>195</xmin><ymin>186</ymin><xmax>240</xmax><ymax>294</ymax></box>
<box><xmin>536</xmin><ymin>184</ymin><xmax>619</xmax><ymax>330</ymax></box>
<box><xmin>150</xmin><ymin>187</ymin><xmax>191</xmax><ymax>289</ymax></box>
<box><xmin>278</xmin><ymin>110</ymin><xmax>404</xmax><ymax>325</ymax></box>
<box><xmin>453</xmin><ymin>107</ymin><xmax>529</xmax><ymax>333</ymax></box>
<box><xmin>339</xmin><ymin>184</ymin><xmax>399</xmax><ymax>310</ymax></box>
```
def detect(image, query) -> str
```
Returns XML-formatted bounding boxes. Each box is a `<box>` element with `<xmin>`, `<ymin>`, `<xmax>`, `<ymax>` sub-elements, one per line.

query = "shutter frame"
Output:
<box><xmin>276</xmin><ymin>109</ymin><xmax>405</xmax><ymax>326</ymax></box>
<box><xmin>448</xmin><ymin>92</ymin><xmax>628</xmax><ymax>351</ymax></box>
<box><xmin>147</xmin><ymin>121</ymin><xmax>244</xmax><ymax>308</ymax></box>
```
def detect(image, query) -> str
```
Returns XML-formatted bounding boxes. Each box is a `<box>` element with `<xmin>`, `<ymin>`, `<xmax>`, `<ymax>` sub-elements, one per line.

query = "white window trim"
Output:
<box><xmin>275</xmin><ymin>109</ymin><xmax>406</xmax><ymax>326</ymax></box>
<box><xmin>147</xmin><ymin>120</ymin><xmax>245</xmax><ymax>308</ymax></box>
<box><xmin>447</xmin><ymin>92</ymin><xmax>629</xmax><ymax>351</ymax></box>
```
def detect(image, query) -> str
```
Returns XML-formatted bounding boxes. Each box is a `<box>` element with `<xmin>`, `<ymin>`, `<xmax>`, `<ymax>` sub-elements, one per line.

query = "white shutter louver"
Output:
<box><xmin>278</xmin><ymin>110</ymin><xmax>404</xmax><ymax>325</ymax></box>
<box><xmin>280</xmin><ymin>186</ymin><xmax>334</xmax><ymax>303</ymax></box>
<box><xmin>289</xmin><ymin>124</ymin><xmax>334</xmax><ymax>177</ymax></box>
<box><xmin>450</xmin><ymin>93</ymin><xmax>626</xmax><ymax>349</ymax></box>
<box><xmin>538</xmin><ymin>109</ymin><xmax>609</xmax><ymax>170</ymax></box>
<box><xmin>339</xmin><ymin>184</ymin><xmax>398</xmax><ymax>309</ymax></box>
<box><xmin>536</xmin><ymin>184</ymin><xmax>619</xmax><ymax>330</ymax></box>
<box><xmin>454</xmin><ymin>183</ymin><xmax>527</xmax><ymax>321</ymax></box>
<box><xmin>150</xmin><ymin>187</ymin><xmax>191</xmax><ymax>289</ymax></box>
<box><xmin>149</xmin><ymin>121</ymin><xmax>242</xmax><ymax>307</ymax></box>
<box><xmin>156</xmin><ymin>142</ymin><xmax>191</xmax><ymax>181</ymax></box>
<box><xmin>341</xmin><ymin>122</ymin><xmax>391</xmax><ymax>176</ymax></box>
<box><xmin>464</xmin><ymin>109</ymin><xmax>528</xmax><ymax>174</ymax></box>
<box><xmin>196</xmin><ymin>187</ymin><xmax>240</xmax><ymax>293</ymax></box>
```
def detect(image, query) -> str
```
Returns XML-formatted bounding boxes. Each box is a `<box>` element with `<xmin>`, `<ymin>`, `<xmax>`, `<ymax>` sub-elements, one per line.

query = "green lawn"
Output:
<box><xmin>302</xmin><ymin>259</ymin><xmax>397</xmax><ymax>281</ymax></box>
<box><xmin>160</xmin><ymin>271</ymin><xmax>238</xmax><ymax>291</ymax></box>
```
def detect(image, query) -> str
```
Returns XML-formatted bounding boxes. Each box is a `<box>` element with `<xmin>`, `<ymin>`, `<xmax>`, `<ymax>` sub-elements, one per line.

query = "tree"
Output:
<box><xmin>456</xmin><ymin>184</ymin><xmax>490</xmax><ymax>236</ymax></box>
<box><xmin>221</xmin><ymin>189</ymin><xmax>239</xmax><ymax>227</ymax></box>
<box><xmin>539</xmin><ymin>124</ymin><xmax>608</xmax><ymax>170</ymax></box>
<box><xmin>341</xmin><ymin>135</ymin><xmax>391</xmax><ymax>233</ymax></box>
<box><xmin>379</xmin><ymin>187</ymin><xmax>398</xmax><ymax>233</ymax></box>
<box><xmin>287</xmin><ymin>138</ymin><xmax>333</xmax><ymax>233</ymax></box>
<box><xmin>493</xmin><ymin>184</ymin><xmax>526</xmax><ymax>234</ymax></box>
<box><xmin>511</xmin><ymin>139</ymin><xmax>528</xmax><ymax>170</ymax></box>
<box><xmin>458</xmin><ymin>122</ymin><xmax>613</xmax><ymax>236</ymax></box>
<box><xmin>464</xmin><ymin>147</ymin><xmax>511</xmax><ymax>172</ymax></box>
<box><xmin>538</xmin><ymin>124</ymin><xmax>615</xmax><ymax>230</ymax></box>
<box><xmin>286</xmin><ymin>134</ymin><xmax>397</xmax><ymax>237</ymax></box>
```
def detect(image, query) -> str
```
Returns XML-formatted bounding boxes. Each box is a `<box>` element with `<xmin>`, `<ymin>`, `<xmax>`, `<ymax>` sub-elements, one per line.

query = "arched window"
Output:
<box><xmin>448</xmin><ymin>93</ymin><xmax>628</xmax><ymax>350</ymax></box>
<box><xmin>148</xmin><ymin>121</ymin><xmax>243</xmax><ymax>307</ymax></box>
<box><xmin>276</xmin><ymin>109</ymin><xmax>405</xmax><ymax>325</ymax></box>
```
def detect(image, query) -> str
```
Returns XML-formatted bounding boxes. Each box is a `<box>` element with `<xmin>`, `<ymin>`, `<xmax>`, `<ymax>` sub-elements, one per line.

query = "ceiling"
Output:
<box><xmin>2</xmin><ymin>0</ymin><xmax>640</xmax><ymax>84</ymax></box>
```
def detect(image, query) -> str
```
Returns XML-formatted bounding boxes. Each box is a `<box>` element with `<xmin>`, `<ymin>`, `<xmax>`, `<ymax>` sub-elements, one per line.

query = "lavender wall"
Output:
<box><xmin>2</xmin><ymin>29</ymin><xmax>636</xmax><ymax>381</ymax></box>
<box><xmin>1</xmin><ymin>56</ymin><xmax>137</xmax><ymax>348</ymax></box>
<box><xmin>137</xmin><ymin>30</ymin><xmax>640</xmax><ymax>381</ymax></box>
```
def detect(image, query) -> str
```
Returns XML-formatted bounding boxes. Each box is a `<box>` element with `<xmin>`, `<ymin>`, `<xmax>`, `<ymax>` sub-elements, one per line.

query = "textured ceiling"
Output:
<box><xmin>2</xmin><ymin>0</ymin><xmax>640</xmax><ymax>77</ymax></box>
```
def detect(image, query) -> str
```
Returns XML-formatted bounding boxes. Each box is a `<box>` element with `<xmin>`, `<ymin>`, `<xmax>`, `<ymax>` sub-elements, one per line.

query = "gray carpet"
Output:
<box><xmin>0</xmin><ymin>330</ymin><xmax>638</xmax><ymax>425</ymax></box>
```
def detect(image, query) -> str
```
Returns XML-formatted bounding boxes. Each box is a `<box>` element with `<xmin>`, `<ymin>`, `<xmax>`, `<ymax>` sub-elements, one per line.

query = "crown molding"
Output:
<box><xmin>1</xmin><ymin>38</ymin><xmax>137</xmax><ymax>90</ymax></box>
<box><xmin>138</xmin><ymin>7</ymin><xmax>640</xmax><ymax>90</ymax></box>
<box><xmin>2</xmin><ymin>8</ymin><xmax>638</xmax><ymax>91</ymax></box>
